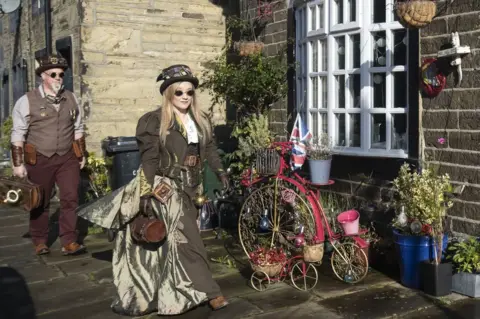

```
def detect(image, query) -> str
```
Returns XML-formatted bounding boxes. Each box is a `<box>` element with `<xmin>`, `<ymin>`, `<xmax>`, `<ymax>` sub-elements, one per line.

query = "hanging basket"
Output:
<box><xmin>303</xmin><ymin>243</ymin><xmax>324</xmax><ymax>263</ymax></box>
<box><xmin>395</xmin><ymin>1</ymin><xmax>437</xmax><ymax>29</ymax></box>
<box><xmin>251</xmin><ymin>262</ymin><xmax>283</xmax><ymax>277</ymax></box>
<box><xmin>234</xmin><ymin>41</ymin><xmax>265</xmax><ymax>56</ymax></box>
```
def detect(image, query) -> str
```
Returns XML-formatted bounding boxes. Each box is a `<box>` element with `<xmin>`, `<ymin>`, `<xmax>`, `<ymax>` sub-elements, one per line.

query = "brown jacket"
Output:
<box><xmin>135</xmin><ymin>109</ymin><xmax>225</xmax><ymax>187</ymax></box>
<box><xmin>25</xmin><ymin>88</ymin><xmax>78</xmax><ymax>157</ymax></box>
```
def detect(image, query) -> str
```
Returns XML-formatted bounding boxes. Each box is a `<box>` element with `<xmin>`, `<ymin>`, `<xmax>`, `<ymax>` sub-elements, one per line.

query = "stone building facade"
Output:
<box><xmin>238</xmin><ymin>0</ymin><xmax>479</xmax><ymax>236</ymax></box>
<box><xmin>0</xmin><ymin>0</ymin><xmax>226</xmax><ymax>152</ymax></box>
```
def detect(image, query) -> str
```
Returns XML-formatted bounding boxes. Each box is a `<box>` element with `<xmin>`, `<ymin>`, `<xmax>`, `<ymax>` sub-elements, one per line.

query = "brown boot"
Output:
<box><xmin>35</xmin><ymin>244</ymin><xmax>50</xmax><ymax>255</ymax></box>
<box><xmin>209</xmin><ymin>296</ymin><xmax>228</xmax><ymax>310</ymax></box>
<box><xmin>62</xmin><ymin>242</ymin><xmax>86</xmax><ymax>256</ymax></box>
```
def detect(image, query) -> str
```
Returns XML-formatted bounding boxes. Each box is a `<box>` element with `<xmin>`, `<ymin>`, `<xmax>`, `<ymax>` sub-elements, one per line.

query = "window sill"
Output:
<box><xmin>332</xmin><ymin>147</ymin><xmax>408</xmax><ymax>159</ymax></box>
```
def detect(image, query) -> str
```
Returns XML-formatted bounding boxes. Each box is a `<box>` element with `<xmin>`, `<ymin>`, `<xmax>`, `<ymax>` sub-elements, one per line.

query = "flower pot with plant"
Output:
<box><xmin>249</xmin><ymin>247</ymin><xmax>287</xmax><ymax>277</ymax></box>
<box><xmin>392</xmin><ymin>162</ymin><xmax>454</xmax><ymax>294</ymax></box>
<box><xmin>307</xmin><ymin>133</ymin><xmax>333</xmax><ymax>185</ymax></box>
<box><xmin>446</xmin><ymin>237</ymin><xmax>480</xmax><ymax>297</ymax></box>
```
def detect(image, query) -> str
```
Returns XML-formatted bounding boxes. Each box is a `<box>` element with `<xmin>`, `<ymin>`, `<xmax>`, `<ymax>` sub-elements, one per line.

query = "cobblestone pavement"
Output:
<box><xmin>0</xmin><ymin>205</ymin><xmax>478</xmax><ymax>319</ymax></box>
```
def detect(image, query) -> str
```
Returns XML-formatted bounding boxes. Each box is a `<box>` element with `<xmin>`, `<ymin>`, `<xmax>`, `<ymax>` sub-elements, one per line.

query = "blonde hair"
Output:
<box><xmin>159</xmin><ymin>82</ymin><xmax>211</xmax><ymax>145</ymax></box>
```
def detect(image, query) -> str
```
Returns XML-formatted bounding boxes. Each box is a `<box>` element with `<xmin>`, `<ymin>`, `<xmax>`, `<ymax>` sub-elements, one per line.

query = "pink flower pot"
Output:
<box><xmin>337</xmin><ymin>210</ymin><xmax>360</xmax><ymax>235</ymax></box>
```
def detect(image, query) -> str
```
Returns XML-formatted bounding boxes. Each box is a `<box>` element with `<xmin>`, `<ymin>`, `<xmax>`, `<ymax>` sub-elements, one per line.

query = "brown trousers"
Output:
<box><xmin>25</xmin><ymin>150</ymin><xmax>80</xmax><ymax>246</ymax></box>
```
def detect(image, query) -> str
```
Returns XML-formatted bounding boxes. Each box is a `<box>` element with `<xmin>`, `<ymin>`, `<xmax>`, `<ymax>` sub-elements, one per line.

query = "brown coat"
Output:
<box><xmin>25</xmin><ymin>88</ymin><xmax>78</xmax><ymax>157</ymax></box>
<box><xmin>135</xmin><ymin>109</ymin><xmax>225</xmax><ymax>187</ymax></box>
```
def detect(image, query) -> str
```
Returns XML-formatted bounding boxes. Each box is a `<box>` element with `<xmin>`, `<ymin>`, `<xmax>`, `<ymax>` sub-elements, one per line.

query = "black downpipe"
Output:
<box><xmin>44</xmin><ymin>0</ymin><xmax>52</xmax><ymax>55</ymax></box>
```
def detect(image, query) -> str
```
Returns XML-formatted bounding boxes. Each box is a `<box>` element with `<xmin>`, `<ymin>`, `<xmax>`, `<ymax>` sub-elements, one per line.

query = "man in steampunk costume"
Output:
<box><xmin>10</xmin><ymin>54</ymin><xmax>87</xmax><ymax>256</ymax></box>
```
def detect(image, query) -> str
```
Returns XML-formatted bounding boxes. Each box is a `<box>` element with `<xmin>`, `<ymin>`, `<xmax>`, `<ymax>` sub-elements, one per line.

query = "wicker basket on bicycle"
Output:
<box><xmin>251</xmin><ymin>262</ymin><xmax>283</xmax><ymax>277</ymax></box>
<box><xmin>303</xmin><ymin>243</ymin><xmax>324</xmax><ymax>263</ymax></box>
<box><xmin>255</xmin><ymin>148</ymin><xmax>281</xmax><ymax>176</ymax></box>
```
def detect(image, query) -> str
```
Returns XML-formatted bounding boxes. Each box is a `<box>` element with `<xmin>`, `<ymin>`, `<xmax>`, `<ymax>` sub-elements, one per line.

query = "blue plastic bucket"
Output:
<box><xmin>393</xmin><ymin>229</ymin><xmax>448</xmax><ymax>289</ymax></box>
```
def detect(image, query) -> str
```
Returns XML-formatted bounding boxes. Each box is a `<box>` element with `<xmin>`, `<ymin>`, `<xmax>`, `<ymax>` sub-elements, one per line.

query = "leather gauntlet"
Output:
<box><xmin>73</xmin><ymin>136</ymin><xmax>87</xmax><ymax>158</ymax></box>
<box><xmin>11</xmin><ymin>145</ymin><xmax>23</xmax><ymax>167</ymax></box>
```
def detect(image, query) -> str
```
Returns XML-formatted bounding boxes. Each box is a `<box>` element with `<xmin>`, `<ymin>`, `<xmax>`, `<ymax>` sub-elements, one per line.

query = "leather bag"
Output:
<box><xmin>0</xmin><ymin>176</ymin><xmax>43</xmax><ymax>211</ymax></box>
<box><xmin>131</xmin><ymin>215</ymin><xmax>166</xmax><ymax>244</ymax></box>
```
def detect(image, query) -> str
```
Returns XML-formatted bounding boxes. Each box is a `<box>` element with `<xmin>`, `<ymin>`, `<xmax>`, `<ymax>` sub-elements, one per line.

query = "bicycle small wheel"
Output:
<box><xmin>290</xmin><ymin>260</ymin><xmax>319</xmax><ymax>291</ymax></box>
<box><xmin>330</xmin><ymin>242</ymin><xmax>368</xmax><ymax>284</ymax></box>
<box><xmin>250</xmin><ymin>271</ymin><xmax>270</xmax><ymax>291</ymax></box>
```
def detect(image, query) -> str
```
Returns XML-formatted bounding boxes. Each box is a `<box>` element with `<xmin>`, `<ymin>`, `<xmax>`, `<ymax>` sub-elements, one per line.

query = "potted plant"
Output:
<box><xmin>307</xmin><ymin>133</ymin><xmax>333</xmax><ymax>184</ymax></box>
<box><xmin>391</xmin><ymin>162</ymin><xmax>453</xmax><ymax>295</ymax></box>
<box><xmin>249</xmin><ymin>246</ymin><xmax>287</xmax><ymax>277</ymax></box>
<box><xmin>446</xmin><ymin>237</ymin><xmax>480</xmax><ymax>297</ymax></box>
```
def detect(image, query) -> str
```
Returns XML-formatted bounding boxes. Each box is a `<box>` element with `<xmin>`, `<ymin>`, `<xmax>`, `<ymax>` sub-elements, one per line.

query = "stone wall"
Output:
<box><xmin>420</xmin><ymin>0</ymin><xmax>480</xmax><ymax>236</ymax></box>
<box><xmin>79</xmin><ymin>0</ymin><xmax>226</xmax><ymax>152</ymax></box>
<box><xmin>0</xmin><ymin>0</ymin><xmax>81</xmax><ymax>112</ymax></box>
<box><xmin>238</xmin><ymin>0</ymin><xmax>291</xmax><ymax>138</ymax></box>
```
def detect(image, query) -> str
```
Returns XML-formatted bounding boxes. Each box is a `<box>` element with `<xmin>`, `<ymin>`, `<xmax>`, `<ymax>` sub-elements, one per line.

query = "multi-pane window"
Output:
<box><xmin>296</xmin><ymin>0</ymin><xmax>409</xmax><ymax>158</ymax></box>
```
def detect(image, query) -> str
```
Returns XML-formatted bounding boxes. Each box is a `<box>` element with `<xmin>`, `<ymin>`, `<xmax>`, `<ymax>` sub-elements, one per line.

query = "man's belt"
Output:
<box><xmin>183</xmin><ymin>155</ymin><xmax>200</xmax><ymax>167</ymax></box>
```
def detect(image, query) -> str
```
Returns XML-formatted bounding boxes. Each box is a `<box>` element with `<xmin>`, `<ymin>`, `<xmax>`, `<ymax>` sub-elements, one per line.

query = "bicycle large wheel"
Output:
<box><xmin>238</xmin><ymin>180</ymin><xmax>317</xmax><ymax>258</ymax></box>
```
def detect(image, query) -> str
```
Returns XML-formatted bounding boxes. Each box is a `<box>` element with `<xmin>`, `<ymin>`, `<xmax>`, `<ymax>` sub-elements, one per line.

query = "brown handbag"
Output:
<box><xmin>0</xmin><ymin>176</ymin><xmax>43</xmax><ymax>211</ymax></box>
<box><xmin>131</xmin><ymin>215</ymin><xmax>166</xmax><ymax>244</ymax></box>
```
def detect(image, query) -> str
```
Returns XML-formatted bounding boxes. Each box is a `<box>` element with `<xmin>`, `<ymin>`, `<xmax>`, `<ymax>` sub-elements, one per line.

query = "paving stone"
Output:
<box><xmin>216</xmin><ymin>272</ymin><xmax>287</xmax><ymax>298</ymax></box>
<box><xmin>317</xmin><ymin>286</ymin><xmax>433</xmax><ymax>319</ymax></box>
<box><xmin>55</xmin><ymin>256</ymin><xmax>112</xmax><ymax>276</ymax></box>
<box><xmin>312</xmin><ymin>267</ymin><xmax>394</xmax><ymax>299</ymax></box>
<box><xmin>41</xmin><ymin>241</ymin><xmax>112</xmax><ymax>265</ymax></box>
<box><xmin>248</xmin><ymin>301</ymin><xmax>343</xmax><ymax>319</ymax></box>
<box><xmin>35</xmin><ymin>284</ymin><xmax>115</xmax><ymax>315</ymax></box>
<box><xmin>29</xmin><ymin>273</ymin><xmax>97</xmax><ymax>302</ymax></box>
<box><xmin>243</xmin><ymin>286</ymin><xmax>313</xmax><ymax>312</ymax></box>
<box><xmin>37</xmin><ymin>298</ymin><xmax>122</xmax><ymax>319</ymax></box>
<box><xmin>0</xmin><ymin>235</ymin><xmax>30</xmax><ymax>247</ymax></box>
<box><xmin>0</xmin><ymin>223</ymin><xmax>29</xmax><ymax>237</ymax></box>
<box><xmin>402</xmin><ymin>298</ymin><xmax>480</xmax><ymax>319</ymax></box>
<box><xmin>90</xmin><ymin>266</ymin><xmax>113</xmax><ymax>284</ymax></box>
<box><xmin>0</xmin><ymin>244</ymin><xmax>38</xmax><ymax>263</ymax></box>
<box><xmin>0</xmin><ymin>215</ymin><xmax>28</xmax><ymax>228</ymax></box>
<box><xmin>16</xmin><ymin>263</ymin><xmax>65</xmax><ymax>284</ymax></box>
<box><xmin>0</xmin><ymin>207</ymin><xmax>27</xmax><ymax>217</ymax></box>
<box><xmin>209</xmin><ymin>297</ymin><xmax>263</xmax><ymax>319</ymax></box>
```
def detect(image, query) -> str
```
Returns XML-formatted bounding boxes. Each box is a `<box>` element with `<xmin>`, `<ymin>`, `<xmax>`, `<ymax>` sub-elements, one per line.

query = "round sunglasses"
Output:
<box><xmin>174</xmin><ymin>90</ymin><xmax>195</xmax><ymax>97</ymax></box>
<box><xmin>45</xmin><ymin>72</ymin><xmax>65</xmax><ymax>79</ymax></box>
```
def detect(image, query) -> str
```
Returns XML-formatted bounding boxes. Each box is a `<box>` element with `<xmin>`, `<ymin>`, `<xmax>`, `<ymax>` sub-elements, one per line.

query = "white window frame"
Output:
<box><xmin>296</xmin><ymin>0</ymin><xmax>409</xmax><ymax>158</ymax></box>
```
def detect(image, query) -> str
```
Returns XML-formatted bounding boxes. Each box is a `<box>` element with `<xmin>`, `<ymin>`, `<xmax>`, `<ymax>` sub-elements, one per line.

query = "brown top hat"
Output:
<box><xmin>35</xmin><ymin>54</ymin><xmax>69</xmax><ymax>76</ymax></box>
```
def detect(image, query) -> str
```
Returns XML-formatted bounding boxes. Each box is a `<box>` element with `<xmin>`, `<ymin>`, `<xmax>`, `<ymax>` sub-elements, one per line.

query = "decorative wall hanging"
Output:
<box><xmin>395</xmin><ymin>0</ymin><xmax>437</xmax><ymax>29</ymax></box>
<box><xmin>437</xmin><ymin>32</ymin><xmax>471</xmax><ymax>87</ymax></box>
<box><xmin>420</xmin><ymin>58</ymin><xmax>446</xmax><ymax>98</ymax></box>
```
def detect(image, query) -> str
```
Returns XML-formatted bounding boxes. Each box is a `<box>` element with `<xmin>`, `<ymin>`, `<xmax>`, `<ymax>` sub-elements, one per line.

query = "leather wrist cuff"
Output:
<box><xmin>11</xmin><ymin>145</ymin><xmax>24</xmax><ymax>167</ymax></box>
<box><xmin>76</xmin><ymin>136</ymin><xmax>87</xmax><ymax>156</ymax></box>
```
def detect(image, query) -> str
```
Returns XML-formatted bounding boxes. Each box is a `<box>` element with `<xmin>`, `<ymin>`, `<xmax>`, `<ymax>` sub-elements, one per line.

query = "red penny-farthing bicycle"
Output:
<box><xmin>238</xmin><ymin>141</ymin><xmax>369</xmax><ymax>291</ymax></box>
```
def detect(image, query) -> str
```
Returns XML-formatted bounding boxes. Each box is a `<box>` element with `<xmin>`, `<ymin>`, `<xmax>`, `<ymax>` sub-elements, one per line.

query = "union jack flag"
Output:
<box><xmin>289</xmin><ymin>113</ymin><xmax>312</xmax><ymax>170</ymax></box>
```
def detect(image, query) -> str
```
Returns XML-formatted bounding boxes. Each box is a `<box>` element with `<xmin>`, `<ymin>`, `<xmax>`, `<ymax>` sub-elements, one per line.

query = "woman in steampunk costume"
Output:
<box><xmin>77</xmin><ymin>65</ymin><xmax>230</xmax><ymax>316</ymax></box>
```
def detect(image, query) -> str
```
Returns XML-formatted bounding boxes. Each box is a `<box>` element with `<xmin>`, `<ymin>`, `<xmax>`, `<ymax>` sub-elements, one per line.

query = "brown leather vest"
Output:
<box><xmin>25</xmin><ymin>88</ymin><xmax>78</xmax><ymax>158</ymax></box>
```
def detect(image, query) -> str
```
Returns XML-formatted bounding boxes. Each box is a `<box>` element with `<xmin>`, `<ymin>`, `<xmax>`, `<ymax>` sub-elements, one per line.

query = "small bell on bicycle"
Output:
<box><xmin>294</xmin><ymin>225</ymin><xmax>305</xmax><ymax>247</ymax></box>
